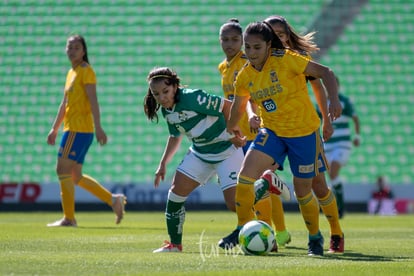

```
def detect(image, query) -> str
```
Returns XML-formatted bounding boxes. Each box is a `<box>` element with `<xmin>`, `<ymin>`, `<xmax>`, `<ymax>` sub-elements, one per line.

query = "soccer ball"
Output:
<box><xmin>238</xmin><ymin>220</ymin><xmax>275</xmax><ymax>256</ymax></box>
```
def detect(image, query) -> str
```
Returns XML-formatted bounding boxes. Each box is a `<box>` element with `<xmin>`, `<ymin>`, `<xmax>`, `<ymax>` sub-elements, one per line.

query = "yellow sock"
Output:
<box><xmin>236</xmin><ymin>175</ymin><xmax>256</xmax><ymax>227</ymax></box>
<box><xmin>59</xmin><ymin>174</ymin><xmax>75</xmax><ymax>220</ymax></box>
<box><xmin>318</xmin><ymin>190</ymin><xmax>343</xmax><ymax>236</ymax></box>
<box><xmin>270</xmin><ymin>193</ymin><xmax>287</xmax><ymax>232</ymax></box>
<box><xmin>297</xmin><ymin>192</ymin><xmax>320</xmax><ymax>236</ymax></box>
<box><xmin>77</xmin><ymin>174</ymin><xmax>112</xmax><ymax>206</ymax></box>
<box><xmin>254</xmin><ymin>193</ymin><xmax>272</xmax><ymax>226</ymax></box>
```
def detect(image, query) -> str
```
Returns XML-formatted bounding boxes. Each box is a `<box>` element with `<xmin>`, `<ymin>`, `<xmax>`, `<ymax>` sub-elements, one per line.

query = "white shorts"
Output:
<box><xmin>177</xmin><ymin>147</ymin><xmax>244</xmax><ymax>191</ymax></box>
<box><xmin>324</xmin><ymin>142</ymin><xmax>352</xmax><ymax>166</ymax></box>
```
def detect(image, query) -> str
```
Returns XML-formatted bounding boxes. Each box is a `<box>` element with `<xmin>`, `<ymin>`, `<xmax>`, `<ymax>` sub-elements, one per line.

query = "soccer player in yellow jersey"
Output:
<box><xmin>218</xmin><ymin>19</ymin><xmax>291</xmax><ymax>250</ymax></box>
<box><xmin>265</xmin><ymin>15</ymin><xmax>345</xmax><ymax>254</ymax></box>
<box><xmin>46</xmin><ymin>35</ymin><xmax>126</xmax><ymax>227</ymax></box>
<box><xmin>220</xmin><ymin>22</ymin><xmax>342</xmax><ymax>256</ymax></box>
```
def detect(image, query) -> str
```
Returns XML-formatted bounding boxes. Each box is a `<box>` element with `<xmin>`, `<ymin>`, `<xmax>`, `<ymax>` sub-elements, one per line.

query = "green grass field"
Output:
<box><xmin>1</xmin><ymin>211</ymin><xmax>413</xmax><ymax>275</ymax></box>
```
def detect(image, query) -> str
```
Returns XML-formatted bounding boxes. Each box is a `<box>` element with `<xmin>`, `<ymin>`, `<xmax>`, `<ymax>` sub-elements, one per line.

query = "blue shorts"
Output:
<box><xmin>58</xmin><ymin>131</ymin><xmax>94</xmax><ymax>164</ymax></box>
<box><xmin>250</xmin><ymin>128</ymin><xmax>327</xmax><ymax>178</ymax></box>
<box><xmin>242</xmin><ymin>140</ymin><xmax>253</xmax><ymax>155</ymax></box>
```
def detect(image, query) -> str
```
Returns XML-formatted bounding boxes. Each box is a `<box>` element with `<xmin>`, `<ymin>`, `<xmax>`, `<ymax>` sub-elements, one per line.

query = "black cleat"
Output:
<box><xmin>218</xmin><ymin>229</ymin><xmax>240</xmax><ymax>249</ymax></box>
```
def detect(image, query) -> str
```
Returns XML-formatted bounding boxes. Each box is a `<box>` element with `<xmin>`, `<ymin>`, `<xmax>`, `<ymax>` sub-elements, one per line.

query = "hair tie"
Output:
<box><xmin>149</xmin><ymin>75</ymin><xmax>171</xmax><ymax>81</ymax></box>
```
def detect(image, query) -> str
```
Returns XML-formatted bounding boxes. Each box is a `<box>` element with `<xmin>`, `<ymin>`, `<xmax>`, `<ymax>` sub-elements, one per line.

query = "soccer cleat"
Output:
<box><xmin>218</xmin><ymin>229</ymin><xmax>240</xmax><ymax>249</ymax></box>
<box><xmin>276</xmin><ymin>230</ymin><xmax>291</xmax><ymax>247</ymax></box>
<box><xmin>308</xmin><ymin>233</ymin><xmax>324</xmax><ymax>256</ymax></box>
<box><xmin>153</xmin><ymin>241</ymin><xmax>182</xmax><ymax>253</ymax></box>
<box><xmin>47</xmin><ymin>218</ymin><xmax>77</xmax><ymax>227</ymax></box>
<box><xmin>261</xmin><ymin>170</ymin><xmax>291</xmax><ymax>201</ymax></box>
<box><xmin>112</xmin><ymin>194</ymin><xmax>127</xmax><ymax>224</ymax></box>
<box><xmin>271</xmin><ymin>241</ymin><xmax>278</xmax><ymax>252</ymax></box>
<box><xmin>327</xmin><ymin>233</ymin><xmax>344</xmax><ymax>254</ymax></box>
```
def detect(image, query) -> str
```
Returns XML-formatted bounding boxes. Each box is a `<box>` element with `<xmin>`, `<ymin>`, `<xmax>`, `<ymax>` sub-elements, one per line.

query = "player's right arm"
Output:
<box><xmin>47</xmin><ymin>95</ymin><xmax>67</xmax><ymax>145</ymax></box>
<box><xmin>154</xmin><ymin>135</ymin><xmax>183</xmax><ymax>188</ymax></box>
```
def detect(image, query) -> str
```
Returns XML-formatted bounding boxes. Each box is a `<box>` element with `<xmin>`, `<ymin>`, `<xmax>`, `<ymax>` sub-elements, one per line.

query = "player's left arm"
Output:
<box><xmin>352</xmin><ymin>114</ymin><xmax>361</xmax><ymax>146</ymax></box>
<box><xmin>85</xmin><ymin>83</ymin><xmax>107</xmax><ymax>145</ymax></box>
<box><xmin>310</xmin><ymin>78</ymin><xmax>333</xmax><ymax>141</ymax></box>
<box><xmin>304</xmin><ymin>61</ymin><xmax>342</xmax><ymax>120</ymax></box>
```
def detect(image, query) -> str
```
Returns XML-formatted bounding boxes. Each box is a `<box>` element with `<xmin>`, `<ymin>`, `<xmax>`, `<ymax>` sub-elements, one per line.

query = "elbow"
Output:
<box><xmin>320</xmin><ymin>67</ymin><xmax>335</xmax><ymax>80</ymax></box>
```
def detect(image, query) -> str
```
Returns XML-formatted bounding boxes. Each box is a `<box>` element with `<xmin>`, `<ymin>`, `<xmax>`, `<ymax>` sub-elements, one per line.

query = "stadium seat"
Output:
<box><xmin>1</xmin><ymin>0</ymin><xmax>413</xmax><ymax>186</ymax></box>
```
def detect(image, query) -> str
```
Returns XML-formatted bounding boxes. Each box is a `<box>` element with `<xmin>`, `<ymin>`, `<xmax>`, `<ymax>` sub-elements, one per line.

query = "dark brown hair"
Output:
<box><xmin>144</xmin><ymin>67</ymin><xmax>181</xmax><ymax>123</ymax></box>
<box><xmin>244</xmin><ymin>21</ymin><xmax>284</xmax><ymax>49</ymax></box>
<box><xmin>219</xmin><ymin>18</ymin><xmax>243</xmax><ymax>37</ymax></box>
<box><xmin>68</xmin><ymin>34</ymin><xmax>90</xmax><ymax>64</ymax></box>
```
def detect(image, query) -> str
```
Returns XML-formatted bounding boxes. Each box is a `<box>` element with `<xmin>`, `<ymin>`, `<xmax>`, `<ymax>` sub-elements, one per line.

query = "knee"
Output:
<box><xmin>170</xmin><ymin>185</ymin><xmax>192</xmax><ymax>198</ymax></box>
<box><xmin>167</xmin><ymin>189</ymin><xmax>188</xmax><ymax>204</ymax></box>
<box><xmin>56</xmin><ymin>164</ymin><xmax>69</xmax><ymax>176</ymax></box>
<box><xmin>72</xmin><ymin>174</ymin><xmax>82</xmax><ymax>184</ymax></box>
<box><xmin>293</xmin><ymin>180</ymin><xmax>313</xmax><ymax>198</ymax></box>
<box><xmin>312</xmin><ymin>181</ymin><xmax>329</xmax><ymax>198</ymax></box>
<box><xmin>55</xmin><ymin>161</ymin><xmax>82</xmax><ymax>183</ymax></box>
<box><xmin>313</xmin><ymin>186</ymin><xmax>329</xmax><ymax>198</ymax></box>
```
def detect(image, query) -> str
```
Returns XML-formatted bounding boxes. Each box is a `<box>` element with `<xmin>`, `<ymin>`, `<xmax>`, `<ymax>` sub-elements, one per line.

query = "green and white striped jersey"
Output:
<box><xmin>317</xmin><ymin>93</ymin><xmax>356</xmax><ymax>148</ymax></box>
<box><xmin>328</xmin><ymin>93</ymin><xmax>356</xmax><ymax>144</ymax></box>
<box><xmin>161</xmin><ymin>88</ymin><xmax>235</xmax><ymax>163</ymax></box>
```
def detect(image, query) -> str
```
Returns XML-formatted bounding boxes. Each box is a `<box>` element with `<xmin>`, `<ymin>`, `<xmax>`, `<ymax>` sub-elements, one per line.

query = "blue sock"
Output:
<box><xmin>309</xmin><ymin>231</ymin><xmax>323</xmax><ymax>240</ymax></box>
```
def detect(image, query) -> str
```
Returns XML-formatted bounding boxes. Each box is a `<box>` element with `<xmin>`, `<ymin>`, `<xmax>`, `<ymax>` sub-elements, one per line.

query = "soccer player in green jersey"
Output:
<box><xmin>144</xmin><ymin>67</ymin><xmax>246</xmax><ymax>253</ymax></box>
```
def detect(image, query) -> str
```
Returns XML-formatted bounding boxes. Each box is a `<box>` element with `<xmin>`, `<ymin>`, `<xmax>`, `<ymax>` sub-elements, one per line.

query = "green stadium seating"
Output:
<box><xmin>1</xmin><ymin>0</ymin><xmax>413</xmax><ymax>186</ymax></box>
<box><xmin>319</xmin><ymin>0</ymin><xmax>414</xmax><ymax>185</ymax></box>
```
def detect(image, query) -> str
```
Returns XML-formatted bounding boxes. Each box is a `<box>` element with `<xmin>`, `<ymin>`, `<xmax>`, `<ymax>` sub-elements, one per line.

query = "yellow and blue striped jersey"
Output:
<box><xmin>63</xmin><ymin>63</ymin><xmax>96</xmax><ymax>133</ymax></box>
<box><xmin>234</xmin><ymin>49</ymin><xmax>320</xmax><ymax>137</ymax></box>
<box><xmin>218</xmin><ymin>51</ymin><xmax>256</xmax><ymax>140</ymax></box>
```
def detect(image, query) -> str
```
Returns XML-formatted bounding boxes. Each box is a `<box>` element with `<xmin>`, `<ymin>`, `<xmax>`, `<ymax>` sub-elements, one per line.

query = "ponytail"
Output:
<box><xmin>144</xmin><ymin>67</ymin><xmax>181</xmax><ymax>123</ymax></box>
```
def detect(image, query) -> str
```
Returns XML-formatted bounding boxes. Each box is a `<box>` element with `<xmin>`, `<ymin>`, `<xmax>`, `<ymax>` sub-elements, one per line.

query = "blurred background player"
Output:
<box><xmin>218</xmin><ymin>18</ymin><xmax>291</xmax><ymax>249</ymax></box>
<box><xmin>369</xmin><ymin>175</ymin><xmax>395</xmax><ymax>215</ymax></box>
<box><xmin>319</xmin><ymin>76</ymin><xmax>361</xmax><ymax>218</ymax></box>
<box><xmin>46</xmin><ymin>35</ymin><xmax>126</xmax><ymax>227</ymax></box>
<box><xmin>372</xmin><ymin>176</ymin><xmax>393</xmax><ymax>200</ymax></box>
<box><xmin>144</xmin><ymin>67</ymin><xmax>246</xmax><ymax>253</ymax></box>
<box><xmin>265</xmin><ymin>15</ymin><xmax>345</xmax><ymax>253</ymax></box>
